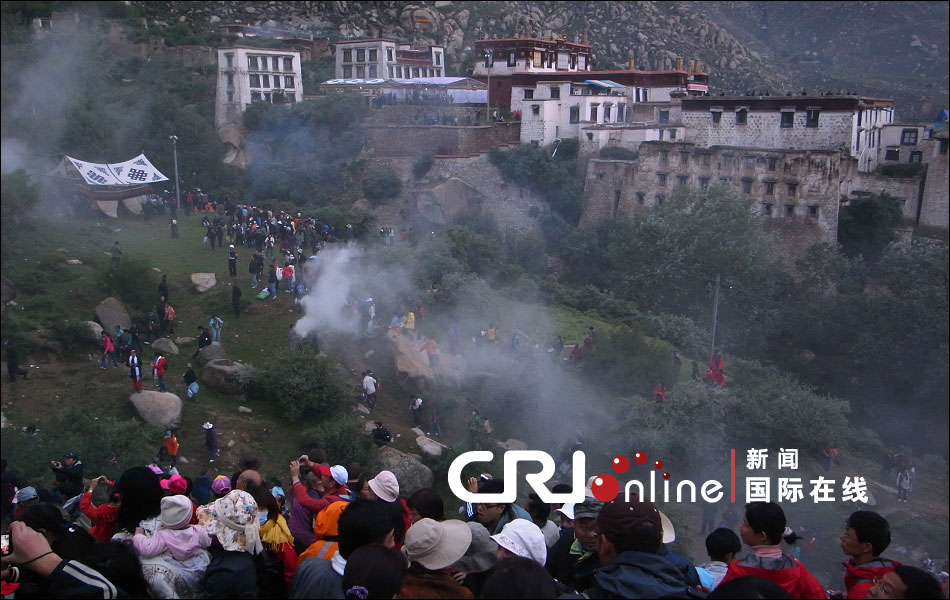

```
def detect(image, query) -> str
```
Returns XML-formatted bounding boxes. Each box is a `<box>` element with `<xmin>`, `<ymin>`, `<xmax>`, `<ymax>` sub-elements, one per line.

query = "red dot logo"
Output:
<box><xmin>654</xmin><ymin>459</ymin><xmax>664</xmax><ymax>469</ymax></box>
<box><xmin>634</xmin><ymin>451</ymin><xmax>648</xmax><ymax>465</ymax></box>
<box><xmin>612</xmin><ymin>455</ymin><xmax>630</xmax><ymax>474</ymax></box>
<box><xmin>663</xmin><ymin>472</ymin><xmax>671</xmax><ymax>480</ymax></box>
<box><xmin>590</xmin><ymin>474</ymin><xmax>620</xmax><ymax>502</ymax></box>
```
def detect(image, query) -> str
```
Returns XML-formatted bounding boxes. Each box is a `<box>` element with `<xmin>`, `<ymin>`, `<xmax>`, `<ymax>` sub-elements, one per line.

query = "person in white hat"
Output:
<box><xmin>491</xmin><ymin>518</ymin><xmax>548</xmax><ymax>566</ymax></box>
<box><xmin>364</xmin><ymin>470</ymin><xmax>410</xmax><ymax>545</ymax></box>
<box><xmin>228</xmin><ymin>244</ymin><xmax>238</xmax><ymax>277</ymax></box>
<box><xmin>400</xmin><ymin>518</ymin><xmax>473</xmax><ymax>598</ymax></box>
<box><xmin>132</xmin><ymin>494</ymin><xmax>212</xmax><ymax>596</ymax></box>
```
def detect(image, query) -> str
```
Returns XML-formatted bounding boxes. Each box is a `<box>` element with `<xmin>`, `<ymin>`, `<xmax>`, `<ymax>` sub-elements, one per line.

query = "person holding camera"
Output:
<box><xmin>79</xmin><ymin>476</ymin><xmax>120</xmax><ymax>542</ymax></box>
<box><xmin>49</xmin><ymin>453</ymin><xmax>84</xmax><ymax>501</ymax></box>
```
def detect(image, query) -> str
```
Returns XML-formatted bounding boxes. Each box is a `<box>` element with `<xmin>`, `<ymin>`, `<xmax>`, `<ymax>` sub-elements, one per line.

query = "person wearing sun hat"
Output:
<box><xmin>132</xmin><ymin>494</ymin><xmax>212</xmax><ymax>597</ymax></box>
<box><xmin>492</xmin><ymin>518</ymin><xmax>548</xmax><ymax>567</ymax></box>
<box><xmin>546</xmin><ymin>498</ymin><xmax>603</xmax><ymax>591</ymax></box>
<box><xmin>211</xmin><ymin>475</ymin><xmax>232</xmax><ymax>499</ymax></box>
<box><xmin>198</xmin><ymin>489</ymin><xmax>264</xmax><ymax>597</ymax></box>
<box><xmin>398</xmin><ymin>518</ymin><xmax>474</xmax><ymax>598</ymax></box>
<box><xmin>364</xmin><ymin>470</ymin><xmax>411</xmax><ymax>547</ymax></box>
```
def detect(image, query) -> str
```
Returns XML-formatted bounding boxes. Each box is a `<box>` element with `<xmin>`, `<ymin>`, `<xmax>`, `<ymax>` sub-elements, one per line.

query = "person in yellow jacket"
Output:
<box><xmin>404</xmin><ymin>310</ymin><xmax>416</xmax><ymax>339</ymax></box>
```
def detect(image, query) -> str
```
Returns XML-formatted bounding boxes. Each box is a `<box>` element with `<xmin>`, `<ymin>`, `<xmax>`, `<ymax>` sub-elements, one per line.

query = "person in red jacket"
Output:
<box><xmin>78</xmin><ymin>475</ymin><xmax>120</xmax><ymax>542</ymax></box>
<box><xmin>721</xmin><ymin>502</ymin><xmax>826</xmax><ymax>599</ymax></box>
<box><xmin>152</xmin><ymin>351</ymin><xmax>168</xmax><ymax>393</ymax></box>
<box><xmin>839</xmin><ymin>511</ymin><xmax>900</xmax><ymax>599</ymax></box>
<box><xmin>288</xmin><ymin>459</ymin><xmax>350</xmax><ymax>518</ymax></box>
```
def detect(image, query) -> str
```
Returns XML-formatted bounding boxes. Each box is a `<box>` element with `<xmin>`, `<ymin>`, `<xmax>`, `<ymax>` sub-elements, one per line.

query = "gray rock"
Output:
<box><xmin>95</xmin><ymin>297</ymin><xmax>131</xmax><ymax>335</ymax></box>
<box><xmin>66</xmin><ymin>259</ymin><xmax>83</xmax><ymax>265</ymax></box>
<box><xmin>196</xmin><ymin>342</ymin><xmax>227</xmax><ymax>366</ymax></box>
<box><xmin>238</xmin><ymin>406</ymin><xmax>253</xmax><ymax>413</ymax></box>
<box><xmin>200</xmin><ymin>358</ymin><xmax>251</xmax><ymax>395</ymax></box>
<box><xmin>357</xmin><ymin>404</ymin><xmax>371</xmax><ymax>414</ymax></box>
<box><xmin>130</xmin><ymin>391</ymin><xmax>182</xmax><ymax>428</ymax></box>
<box><xmin>85</xmin><ymin>321</ymin><xmax>104</xmax><ymax>342</ymax></box>
<box><xmin>190</xmin><ymin>273</ymin><xmax>217</xmax><ymax>293</ymax></box>
<box><xmin>497</xmin><ymin>438</ymin><xmax>527</xmax><ymax>451</ymax></box>
<box><xmin>175</xmin><ymin>337</ymin><xmax>197</xmax><ymax>345</ymax></box>
<box><xmin>416</xmin><ymin>435</ymin><xmax>444</xmax><ymax>457</ymax></box>
<box><xmin>367</xmin><ymin>445</ymin><xmax>434</xmax><ymax>499</ymax></box>
<box><xmin>151</xmin><ymin>338</ymin><xmax>179</xmax><ymax>355</ymax></box>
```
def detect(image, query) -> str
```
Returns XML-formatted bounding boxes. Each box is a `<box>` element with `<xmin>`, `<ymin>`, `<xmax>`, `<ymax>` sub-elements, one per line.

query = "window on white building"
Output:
<box><xmin>343</xmin><ymin>49</ymin><xmax>352</xmax><ymax>62</ymax></box>
<box><xmin>657</xmin><ymin>173</ymin><xmax>667</xmax><ymax>187</ymax></box>
<box><xmin>780</xmin><ymin>110</ymin><xmax>794</xmax><ymax>128</ymax></box>
<box><xmin>762</xmin><ymin>203</ymin><xmax>773</xmax><ymax>216</ymax></box>
<box><xmin>387</xmin><ymin>48</ymin><xmax>394</xmax><ymax>62</ymax></box>
<box><xmin>741</xmin><ymin>178</ymin><xmax>753</xmax><ymax>193</ymax></box>
<box><xmin>677</xmin><ymin>175</ymin><xmax>688</xmax><ymax>187</ymax></box>
<box><xmin>524</xmin><ymin>89</ymin><xmax>534</xmax><ymax>99</ymax></box>
<box><xmin>225</xmin><ymin>53</ymin><xmax>234</xmax><ymax>68</ymax></box>
<box><xmin>910</xmin><ymin>150</ymin><xmax>922</xmax><ymax>163</ymax></box>
<box><xmin>507</xmin><ymin>51</ymin><xmax>516</xmax><ymax>67</ymax></box>
<box><xmin>261</xmin><ymin>74</ymin><xmax>270</xmax><ymax>88</ymax></box>
<box><xmin>901</xmin><ymin>128</ymin><xmax>919</xmax><ymax>145</ymax></box>
<box><xmin>248</xmin><ymin>56</ymin><xmax>258</xmax><ymax>69</ymax></box>
<box><xmin>284</xmin><ymin>57</ymin><xmax>293</xmax><ymax>71</ymax></box>
<box><xmin>885</xmin><ymin>148</ymin><xmax>900</xmax><ymax>161</ymax></box>
<box><xmin>249</xmin><ymin>74</ymin><xmax>260</xmax><ymax>87</ymax></box>
<box><xmin>736</xmin><ymin>108</ymin><xmax>748</xmax><ymax>124</ymax></box>
<box><xmin>699</xmin><ymin>176</ymin><xmax>710</xmax><ymax>190</ymax></box>
<box><xmin>226</xmin><ymin>74</ymin><xmax>233</xmax><ymax>88</ymax></box>
<box><xmin>680</xmin><ymin>151</ymin><xmax>689</xmax><ymax>166</ymax></box>
<box><xmin>659</xmin><ymin>109</ymin><xmax>670</xmax><ymax>123</ymax></box>
<box><xmin>590</xmin><ymin>106</ymin><xmax>598</xmax><ymax>122</ymax></box>
<box><xmin>251</xmin><ymin>91</ymin><xmax>262</xmax><ymax>102</ymax></box>
<box><xmin>806</xmin><ymin>109</ymin><xmax>820</xmax><ymax>128</ymax></box>
<box><xmin>656</xmin><ymin>194</ymin><xmax>665</xmax><ymax>205</ymax></box>
<box><xmin>272</xmin><ymin>56</ymin><xmax>279</xmax><ymax>70</ymax></box>
<box><xmin>227</xmin><ymin>91</ymin><xmax>234</xmax><ymax>102</ymax></box>
<box><xmin>808</xmin><ymin>205</ymin><xmax>819</xmax><ymax>218</ymax></box>
<box><xmin>569</xmin><ymin>106</ymin><xmax>579</xmax><ymax>123</ymax></box>
<box><xmin>636</xmin><ymin>192</ymin><xmax>645</xmax><ymax>205</ymax></box>
<box><xmin>284</xmin><ymin>75</ymin><xmax>295</xmax><ymax>88</ymax></box>
<box><xmin>343</xmin><ymin>66</ymin><xmax>352</xmax><ymax>78</ymax></box>
<box><xmin>551</xmin><ymin>87</ymin><xmax>560</xmax><ymax>99</ymax></box>
<box><xmin>531</xmin><ymin>105</ymin><xmax>540</xmax><ymax>116</ymax></box>
<box><xmin>369</xmin><ymin>49</ymin><xmax>378</xmax><ymax>62</ymax></box>
<box><xmin>712</xmin><ymin>110</ymin><xmax>722</xmax><ymax>124</ymax></box>
<box><xmin>764</xmin><ymin>181</ymin><xmax>775</xmax><ymax>195</ymax></box>
<box><xmin>356</xmin><ymin>49</ymin><xmax>365</xmax><ymax>62</ymax></box>
<box><xmin>617</xmin><ymin>103</ymin><xmax>624</xmax><ymax>121</ymax></box>
<box><xmin>786</xmin><ymin>182</ymin><xmax>798</xmax><ymax>196</ymax></box>
<box><xmin>604</xmin><ymin>105</ymin><xmax>611</xmax><ymax>121</ymax></box>
<box><xmin>368</xmin><ymin>66</ymin><xmax>377</xmax><ymax>78</ymax></box>
<box><xmin>785</xmin><ymin>204</ymin><xmax>795</xmax><ymax>217</ymax></box>
<box><xmin>434</xmin><ymin>51</ymin><xmax>440</xmax><ymax>65</ymax></box>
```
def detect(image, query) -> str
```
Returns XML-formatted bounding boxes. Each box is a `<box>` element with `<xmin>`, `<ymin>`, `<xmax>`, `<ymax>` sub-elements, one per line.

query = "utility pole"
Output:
<box><xmin>709</xmin><ymin>273</ymin><xmax>720</xmax><ymax>363</ymax></box>
<box><xmin>485</xmin><ymin>49</ymin><xmax>492</xmax><ymax>123</ymax></box>
<box><xmin>169</xmin><ymin>135</ymin><xmax>180</xmax><ymax>211</ymax></box>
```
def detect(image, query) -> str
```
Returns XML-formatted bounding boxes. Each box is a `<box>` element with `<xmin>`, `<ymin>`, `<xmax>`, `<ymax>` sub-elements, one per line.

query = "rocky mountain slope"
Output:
<box><xmin>133</xmin><ymin>1</ymin><xmax>950</xmax><ymax>120</ymax></box>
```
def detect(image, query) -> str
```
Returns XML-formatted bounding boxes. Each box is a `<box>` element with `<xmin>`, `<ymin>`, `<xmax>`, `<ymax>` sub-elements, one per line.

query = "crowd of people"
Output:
<box><xmin>2</xmin><ymin>449</ymin><xmax>947</xmax><ymax>599</ymax></box>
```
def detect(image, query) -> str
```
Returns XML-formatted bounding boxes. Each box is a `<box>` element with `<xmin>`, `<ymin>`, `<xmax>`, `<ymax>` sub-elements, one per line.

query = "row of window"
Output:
<box><xmin>626</xmin><ymin>191</ymin><xmax>818</xmax><ymax>217</ymax></box>
<box><xmin>228</xmin><ymin>55</ymin><xmax>294</xmax><ymax>72</ymax></box>
<box><xmin>656</xmin><ymin>150</ymin><xmax>785</xmax><ymax>172</ymax></box>
<box><xmin>884</xmin><ymin>148</ymin><xmax>924</xmax><ymax>163</ymax></box>
<box><xmin>485</xmin><ymin>51</ymin><xmax>586</xmax><ymax>69</ymax></box>
<box><xmin>654</xmin><ymin>173</ymin><xmax>800</xmax><ymax>197</ymax></box>
<box><xmin>341</xmin><ymin>65</ymin><xmax>443</xmax><ymax>79</ymax></box>
<box><xmin>341</xmin><ymin>48</ymin><xmax>443</xmax><ymax>66</ymax></box>
<box><xmin>249</xmin><ymin>91</ymin><xmax>296</xmax><ymax>104</ymax></box>
<box><xmin>708</xmin><ymin>108</ymin><xmax>821</xmax><ymax>128</ymax></box>
<box><xmin>244</xmin><ymin>74</ymin><xmax>295</xmax><ymax>90</ymax></box>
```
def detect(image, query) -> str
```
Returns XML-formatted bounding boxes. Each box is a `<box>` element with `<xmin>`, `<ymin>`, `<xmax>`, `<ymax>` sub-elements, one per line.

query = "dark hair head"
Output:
<box><xmin>745</xmin><ymin>502</ymin><xmax>786</xmax><ymax>545</ymax></box>
<box><xmin>342</xmin><ymin>543</ymin><xmax>406</xmax><ymax>599</ymax></box>
<box><xmin>783</xmin><ymin>531</ymin><xmax>802</xmax><ymax>545</ymax></box>
<box><xmin>239</xmin><ymin>453</ymin><xmax>262</xmax><ymax>472</ymax></box>
<box><xmin>706</xmin><ymin>528</ymin><xmax>742</xmax><ymax>561</ymax></box>
<box><xmin>893</xmin><ymin>566</ymin><xmax>943</xmax><ymax>598</ymax></box>
<box><xmin>21</xmin><ymin>503</ymin><xmax>67</xmax><ymax>534</ymax></box>
<box><xmin>308</xmin><ymin>448</ymin><xmax>327</xmax><ymax>464</ymax></box>
<box><xmin>845</xmin><ymin>511</ymin><xmax>891</xmax><ymax>557</ymax></box>
<box><xmin>551</xmin><ymin>483</ymin><xmax>572</xmax><ymax>495</ymax></box>
<box><xmin>250</xmin><ymin>485</ymin><xmax>279</xmax><ymax>521</ymax></box>
<box><xmin>526</xmin><ymin>493</ymin><xmax>551</xmax><ymax>525</ymax></box>
<box><xmin>85</xmin><ymin>541</ymin><xmax>150</xmax><ymax>598</ymax></box>
<box><xmin>406</xmin><ymin>488</ymin><xmax>444</xmax><ymax>521</ymax></box>
<box><xmin>708</xmin><ymin>575</ymin><xmax>793</xmax><ymax>599</ymax></box>
<box><xmin>347</xmin><ymin>462</ymin><xmax>362</xmax><ymax>481</ymax></box>
<box><xmin>116</xmin><ymin>467</ymin><xmax>163</xmax><ymax>532</ymax></box>
<box><xmin>338</xmin><ymin>499</ymin><xmax>394</xmax><ymax>559</ymax></box>
<box><xmin>481</xmin><ymin>557</ymin><xmax>559</xmax><ymax>599</ymax></box>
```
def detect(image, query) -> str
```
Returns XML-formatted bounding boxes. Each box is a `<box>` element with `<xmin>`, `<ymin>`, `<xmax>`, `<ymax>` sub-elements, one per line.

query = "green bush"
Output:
<box><xmin>599</xmin><ymin>146</ymin><xmax>639</xmax><ymax>160</ymax></box>
<box><xmin>363</xmin><ymin>171</ymin><xmax>403</xmax><ymax>205</ymax></box>
<box><xmin>96</xmin><ymin>256</ymin><xmax>157</xmax><ymax>313</ymax></box>
<box><xmin>581</xmin><ymin>327</ymin><xmax>681</xmax><ymax>396</ymax></box>
<box><xmin>412</xmin><ymin>154</ymin><xmax>434</xmax><ymax>179</ymax></box>
<box><xmin>450</xmin><ymin>208</ymin><xmax>499</xmax><ymax>239</ymax></box>
<box><xmin>300</xmin><ymin>413</ymin><xmax>372</xmax><ymax>467</ymax></box>
<box><xmin>49</xmin><ymin>319</ymin><xmax>96</xmax><ymax>354</ymax></box>
<box><xmin>2</xmin><ymin>408</ymin><xmax>164</xmax><ymax>489</ymax></box>
<box><xmin>246</xmin><ymin>346</ymin><xmax>349</xmax><ymax>420</ymax></box>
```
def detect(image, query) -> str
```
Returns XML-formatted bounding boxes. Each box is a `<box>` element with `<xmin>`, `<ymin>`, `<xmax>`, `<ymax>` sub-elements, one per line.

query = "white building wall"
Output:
<box><xmin>215</xmin><ymin>48</ymin><xmax>303</xmax><ymax>130</ymax></box>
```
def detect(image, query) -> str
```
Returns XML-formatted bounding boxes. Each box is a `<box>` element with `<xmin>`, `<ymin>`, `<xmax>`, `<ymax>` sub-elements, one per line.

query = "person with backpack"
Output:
<box><xmin>184</xmin><ymin>364</ymin><xmax>200</xmax><ymax>403</ymax></box>
<box><xmin>209</xmin><ymin>315</ymin><xmax>224</xmax><ymax>342</ymax></box>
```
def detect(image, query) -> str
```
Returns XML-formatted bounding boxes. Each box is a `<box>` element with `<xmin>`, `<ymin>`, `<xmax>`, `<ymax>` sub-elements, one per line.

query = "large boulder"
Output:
<box><xmin>367</xmin><ymin>445</ymin><xmax>434</xmax><ymax>499</ymax></box>
<box><xmin>200</xmin><ymin>359</ymin><xmax>253</xmax><ymax>395</ymax></box>
<box><xmin>84</xmin><ymin>321</ymin><xmax>104</xmax><ymax>342</ymax></box>
<box><xmin>151</xmin><ymin>338</ymin><xmax>179</xmax><ymax>355</ymax></box>
<box><xmin>416</xmin><ymin>435</ymin><xmax>445</xmax><ymax>457</ymax></box>
<box><xmin>190</xmin><ymin>273</ymin><xmax>217</xmax><ymax>293</ymax></box>
<box><xmin>94</xmin><ymin>297</ymin><xmax>131</xmax><ymax>335</ymax></box>
<box><xmin>386</xmin><ymin>329</ymin><xmax>466</xmax><ymax>386</ymax></box>
<box><xmin>196</xmin><ymin>342</ymin><xmax>227</xmax><ymax>366</ymax></box>
<box><xmin>129</xmin><ymin>391</ymin><xmax>182</xmax><ymax>428</ymax></box>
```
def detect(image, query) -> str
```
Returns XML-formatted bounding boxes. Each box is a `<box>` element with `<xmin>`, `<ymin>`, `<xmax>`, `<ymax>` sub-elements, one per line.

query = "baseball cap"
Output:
<box><xmin>598</xmin><ymin>497</ymin><xmax>666</xmax><ymax>547</ymax></box>
<box><xmin>160</xmin><ymin>474</ymin><xmax>188</xmax><ymax>495</ymax></box>
<box><xmin>555</xmin><ymin>503</ymin><xmax>576</xmax><ymax>521</ymax></box>
<box><xmin>573</xmin><ymin>499</ymin><xmax>603</xmax><ymax>520</ymax></box>
<box><xmin>63</xmin><ymin>452</ymin><xmax>79</xmax><ymax>460</ymax></box>
<box><xmin>16</xmin><ymin>487</ymin><xmax>38</xmax><ymax>503</ymax></box>
<box><xmin>211</xmin><ymin>475</ymin><xmax>232</xmax><ymax>495</ymax></box>
<box><xmin>329</xmin><ymin>465</ymin><xmax>348</xmax><ymax>486</ymax></box>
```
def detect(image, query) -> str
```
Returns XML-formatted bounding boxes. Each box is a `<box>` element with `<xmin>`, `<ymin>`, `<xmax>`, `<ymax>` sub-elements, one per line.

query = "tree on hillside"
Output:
<box><xmin>837</xmin><ymin>193</ymin><xmax>903</xmax><ymax>261</ymax></box>
<box><xmin>0</xmin><ymin>169</ymin><xmax>39</xmax><ymax>233</ymax></box>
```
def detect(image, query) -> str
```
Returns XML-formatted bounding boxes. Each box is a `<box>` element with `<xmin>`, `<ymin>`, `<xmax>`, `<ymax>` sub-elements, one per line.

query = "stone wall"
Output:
<box><xmin>581</xmin><ymin>141</ymin><xmax>844</xmax><ymax>258</ymax></box>
<box><xmin>919</xmin><ymin>138</ymin><xmax>949</xmax><ymax>234</ymax></box>
<box><xmin>683</xmin><ymin>109</ymin><xmax>855</xmax><ymax>154</ymax></box>
<box><xmin>363</xmin><ymin>124</ymin><xmax>518</xmax><ymax>158</ymax></box>
<box><xmin>850</xmin><ymin>172</ymin><xmax>923</xmax><ymax>223</ymax></box>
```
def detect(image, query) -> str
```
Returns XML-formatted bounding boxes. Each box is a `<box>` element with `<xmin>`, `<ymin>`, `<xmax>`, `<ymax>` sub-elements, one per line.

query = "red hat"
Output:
<box><xmin>160</xmin><ymin>474</ymin><xmax>188</xmax><ymax>495</ymax></box>
<box><xmin>313</xmin><ymin>464</ymin><xmax>332</xmax><ymax>478</ymax></box>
